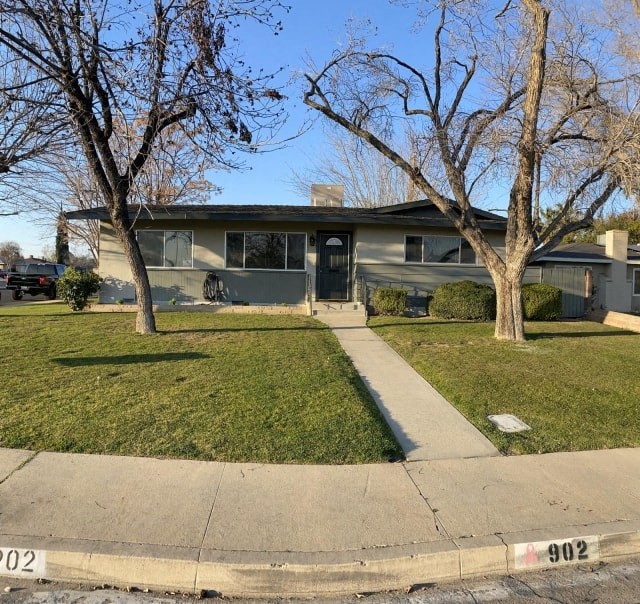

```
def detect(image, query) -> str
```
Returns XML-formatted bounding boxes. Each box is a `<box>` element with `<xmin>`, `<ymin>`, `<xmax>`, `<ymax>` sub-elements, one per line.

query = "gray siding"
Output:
<box><xmin>146</xmin><ymin>269</ymin><xmax>306</xmax><ymax>304</ymax></box>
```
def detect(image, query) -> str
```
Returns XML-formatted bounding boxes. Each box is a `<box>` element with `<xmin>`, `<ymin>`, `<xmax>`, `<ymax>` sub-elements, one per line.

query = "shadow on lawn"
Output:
<box><xmin>165</xmin><ymin>325</ymin><xmax>328</xmax><ymax>335</ymax></box>
<box><xmin>526</xmin><ymin>329</ymin><xmax>637</xmax><ymax>340</ymax></box>
<box><xmin>53</xmin><ymin>352</ymin><xmax>210</xmax><ymax>366</ymax></box>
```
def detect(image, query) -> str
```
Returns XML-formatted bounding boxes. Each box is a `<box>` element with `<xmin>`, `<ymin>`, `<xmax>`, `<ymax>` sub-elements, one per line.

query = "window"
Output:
<box><xmin>137</xmin><ymin>230</ymin><xmax>193</xmax><ymax>268</ymax></box>
<box><xmin>225</xmin><ymin>232</ymin><xmax>306</xmax><ymax>270</ymax></box>
<box><xmin>404</xmin><ymin>235</ymin><xmax>476</xmax><ymax>264</ymax></box>
<box><xmin>634</xmin><ymin>269</ymin><xmax>640</xmax><ymax>296</ymax></box>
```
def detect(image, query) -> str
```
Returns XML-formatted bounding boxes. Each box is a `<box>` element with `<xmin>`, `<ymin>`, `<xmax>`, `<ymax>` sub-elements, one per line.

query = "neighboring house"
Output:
<box><xmin>533</xmin><ymin>230</ymin><xmax>640</xmax><ymax>314</ymax></box>
<box><xmin>66</xmin><ymin>192</ymin><xmax>517</xmax><ymax>308</ymax></box>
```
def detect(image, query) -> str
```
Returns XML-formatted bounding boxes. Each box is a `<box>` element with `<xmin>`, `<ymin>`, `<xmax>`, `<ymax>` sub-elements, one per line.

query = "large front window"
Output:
<box><xmin>634</xmin><ymin>269</ymin><xmax>640</xmax><ymax>296</ymax></box>
<box><xmin>137</xmin><ymin>230</ymin><xmax>193</xmax><ymax>268</ymax></box>
<box><xmin>405</xmin><ymin>235</ymin><xmax>476</xmax><ymax>264</ymax></box>
<box><xmin>226</xmin><ymin>232</ymin><xmax>306</xmax><ymax>270</ymax></box>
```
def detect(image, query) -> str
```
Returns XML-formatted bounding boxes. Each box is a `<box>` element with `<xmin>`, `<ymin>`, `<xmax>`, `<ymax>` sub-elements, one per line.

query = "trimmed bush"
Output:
<box><xmin>522</xmin><ymin>283</ymin><xmax>563</xmax><ymax>320</ymax></box>
<box><xmin>429</xmin><ymin>280</ymin><xmax>496</xmax><ymax>321</ymax></box>
<box><xmin>371</xmin><ymin>287</ymin><xmax>408</xmax><ymax>316</ymax></box>
<box><xmin>57</xmin><ymin>268</ymin><xmax>101</xmax><ymax>311</ymax></box>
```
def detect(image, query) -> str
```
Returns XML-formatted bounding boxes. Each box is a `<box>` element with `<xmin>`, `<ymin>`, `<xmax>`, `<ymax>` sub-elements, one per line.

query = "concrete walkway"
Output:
<box><xmin>316</xmin><ymin>312</ymin><xmax>499</xmax><ymax>461</ymax></box>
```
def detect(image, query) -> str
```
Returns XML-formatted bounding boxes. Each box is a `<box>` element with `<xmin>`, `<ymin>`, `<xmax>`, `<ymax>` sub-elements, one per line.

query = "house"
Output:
<box><xmin>533</xmin><ymin>230</ymin><xmax>640</xmax><ymax>314</ymax></box>
<box><xmin>65</xmin><ymin>188</ymin><xmax>515</xmax><ymax>308</ymax></box>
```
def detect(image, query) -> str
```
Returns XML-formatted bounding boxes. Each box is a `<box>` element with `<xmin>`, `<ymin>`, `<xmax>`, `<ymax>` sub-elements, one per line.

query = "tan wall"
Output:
<box><xmin>353</xmin><ymin>224</ymin><xmax>506</xmax><ymax>265</ymax></box>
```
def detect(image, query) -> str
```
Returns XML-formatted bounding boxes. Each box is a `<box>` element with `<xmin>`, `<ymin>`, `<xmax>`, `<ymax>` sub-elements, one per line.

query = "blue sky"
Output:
<box><xmin>1</xmin><ymin>1</ymin><xmax>425</xmax><ymax>258</ymax></box>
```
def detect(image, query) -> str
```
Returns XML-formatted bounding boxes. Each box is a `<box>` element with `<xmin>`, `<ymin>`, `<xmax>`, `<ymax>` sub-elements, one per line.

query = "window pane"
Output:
<box><xmin>138</xmin><ymin>231</ymin><xmax>164</xmax><ymax>267</ymax></box>
<box><xmin>423</xmin><ymin>236</ymin><xmax>460</xmax><ymax>263</ymax></box>
<box><xmin>405</xmin><ymin>236</ymin><xmax>422</xmax><ymax>262</ymax></box>
<box><xmin>164</xmin><ymin>231</ymin><xmax>192</xmax><ymax>268</ymax></box>
<box><xmin>460</xmin><ymin>239</ymin><xmax>476</xmax><ymax>264</ymax></box>
<box><xmin>634</xmin><ymin>271</ymin><xmax>640</xmax><ymax>295</ymax></box>
<box><xmin>226</xmin><ymin>233</ymin><xmax>244</xmax><ymax>268</ymax></box>
<box><xmin>245</xmin><ymin>232</ymin><xmax>285</xmax><ymax>269</ymax></box>
<box><xmin>287</xmin><ymin>234</ymin><xmax>306</xmax><ymax>270</ymax></box>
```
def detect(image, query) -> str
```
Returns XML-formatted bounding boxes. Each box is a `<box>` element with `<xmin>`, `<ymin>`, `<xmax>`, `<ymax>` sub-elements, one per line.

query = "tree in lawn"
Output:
<box><xmin>304</xmin><ymin>0</ymin><xmax>640</xmax><ymax>341</ymax></box>
<box><xmin>0</xmin><ymin>0</ymin><xmax>287</xmax><ymax>333</ymax></box>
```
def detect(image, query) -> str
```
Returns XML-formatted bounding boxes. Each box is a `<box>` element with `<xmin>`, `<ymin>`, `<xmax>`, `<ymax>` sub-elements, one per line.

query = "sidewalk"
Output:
<box><xmin>0</xmin><ymin>313</ymin><xmax>638</xmax><ymax>596</ymax></box>
<box><xmin>0</xmin><ymin>448</ymin><xmax>639</xmax><ymax>596</ymax></box>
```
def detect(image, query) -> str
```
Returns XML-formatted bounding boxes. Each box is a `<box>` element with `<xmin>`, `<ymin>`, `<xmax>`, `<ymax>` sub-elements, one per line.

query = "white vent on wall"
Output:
<box><xmin>311</xmin><ymin>184</ymin><xmax>344</xmax><ymax>207</ymax></box>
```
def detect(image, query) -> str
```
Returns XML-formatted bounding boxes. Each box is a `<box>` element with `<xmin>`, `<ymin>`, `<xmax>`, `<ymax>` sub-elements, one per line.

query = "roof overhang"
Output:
<box><xmin>65</xmin><ymin>204</ymin><xmax>508</xmax><ymax>231</ymax></box>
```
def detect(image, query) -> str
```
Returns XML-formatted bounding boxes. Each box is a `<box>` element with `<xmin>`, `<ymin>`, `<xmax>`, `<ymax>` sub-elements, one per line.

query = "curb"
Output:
<box><xmin>2</xmin><ymin>521</ymin><xmax>639</xmax><ymax>597</ymax></box>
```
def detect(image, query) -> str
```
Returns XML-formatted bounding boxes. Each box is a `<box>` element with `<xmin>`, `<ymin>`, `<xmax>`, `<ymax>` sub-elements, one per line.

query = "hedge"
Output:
<box><xmin>429</xmin><ymin>280</ymin><xmax>496</xmax><ymax>321</ymax></box>
<box><xmin>371</xmin><ymin>287</ymin><xmax>408</xmax><ymax>316</ymax></box>
<box><xmin>522</xmin><ymin>283</ymin><xmax>563</xmax><ymax>320</ymax></box>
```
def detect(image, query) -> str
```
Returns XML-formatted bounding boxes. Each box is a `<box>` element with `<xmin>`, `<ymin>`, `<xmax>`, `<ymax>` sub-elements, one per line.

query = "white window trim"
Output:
<box><xmin>404</xmin><ymin>234</ymin><xmax>478</xmax><ymax>266</ymax></box>
<box><xmin>633</xmin><ymin>268</ymin><xmax>640</xmax><ymax>296</ymax></box>
<box><xmin>225</xmin><ymin>231</ymin><xmax>307</xmax><ymax>272</ymax></box>
<box><xmin>137</xmin><ymin>230</ymin><xmax>194</xmax><ymax>269</ymax></box>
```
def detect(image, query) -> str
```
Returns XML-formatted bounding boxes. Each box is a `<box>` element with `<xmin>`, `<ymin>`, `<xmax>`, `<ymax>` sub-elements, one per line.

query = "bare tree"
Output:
<box><xmin>0</xmin><ymin>0</ymin><xmax>287</xmax><ymax>333</ymax></box>
<box><xmin>304</xmin><ymin>0</ymin><xmax>640</xmax><ymax>341</ymax></box>
<box><xmin>27</xmin><ymin>121</ymin><xmax>218</xmax><ymax>264</ymax></box>
<box><xmin>0</xmin><ymin>240</ymin><xmax>21</xmax><ymax>267</ymax></box>
<box><xmin>0</xmin><ymin>57</ymin><xmax>67</xmax><ymax>208</ymax></box>
<box><xmin>289</xmin><ymin>129</ymin><xmax>422</xmax><ymax>207</ymax></box>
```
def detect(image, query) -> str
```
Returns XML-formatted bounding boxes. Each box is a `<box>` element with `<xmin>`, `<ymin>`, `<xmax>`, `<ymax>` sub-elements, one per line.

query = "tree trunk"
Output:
<box><xmin>110</xmin><ymin>204</ymin><xmax>157</xmax><ymax>334</ymax></box>
<box><xmin>493</xmin><ymin>271</ymin><xmax>526</xmax><ymax>342</ymax></box>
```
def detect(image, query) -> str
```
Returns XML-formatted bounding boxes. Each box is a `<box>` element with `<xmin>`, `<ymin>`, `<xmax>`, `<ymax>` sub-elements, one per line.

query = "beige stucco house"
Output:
<box><xmin>66</xmin><ymin>196</ymin><xmax>511</xmax><ymax>309</ymax></box>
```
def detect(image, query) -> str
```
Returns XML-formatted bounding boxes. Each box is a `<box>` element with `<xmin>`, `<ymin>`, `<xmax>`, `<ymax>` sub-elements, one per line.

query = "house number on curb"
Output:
<box><xmin>514</xmin><ymin>536</ymin><xmax>600</xmax><ymax>570</ymax></box>
<box><xmin>0</xmin><ymin>548</ymin><xmax>45</xmax><ymax>577</ymax></box>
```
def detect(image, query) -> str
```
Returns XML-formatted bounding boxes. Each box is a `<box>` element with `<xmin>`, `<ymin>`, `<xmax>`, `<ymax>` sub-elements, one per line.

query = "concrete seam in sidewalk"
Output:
<box><xmin>195</xmin><ymin>462</ymin><xmax>228</xmax><ymax>590</ymax></box>
<box><xmin>401</xmin><ymin>463</ymin><xmax>452</xmax><ymax>540</ymax></box>
<box><xmin>0</xmin><ymin>450</ymin><xmax>38</xmax><ymax>487</ymax></box>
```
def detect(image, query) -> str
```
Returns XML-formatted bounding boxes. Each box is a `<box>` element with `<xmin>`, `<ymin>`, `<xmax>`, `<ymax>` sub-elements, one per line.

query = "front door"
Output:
<box><xmin>317</xmin><ymin>233</ymin><xmax>351</xmax><ymax>300</ymax></box>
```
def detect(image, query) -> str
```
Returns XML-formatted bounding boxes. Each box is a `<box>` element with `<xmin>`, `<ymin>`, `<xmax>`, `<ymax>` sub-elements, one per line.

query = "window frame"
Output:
<box><xmin>404</xmin><ymin>234</ymin><xmax>477</xmax><ymax>265</ymax></box>
<box><xmin>225</xmin><ymin>231</ymin><xmax>307</xmax><ymax>271</ymax></box>
<box><xmin>633</xmin><ymin>268</ymin><xmax>640</xmax><ymax>296</ymax></box>
<box><xmin>136</xmin><ymin>229</ymin><xmax>194</xmax><ymax>269</ymax></box>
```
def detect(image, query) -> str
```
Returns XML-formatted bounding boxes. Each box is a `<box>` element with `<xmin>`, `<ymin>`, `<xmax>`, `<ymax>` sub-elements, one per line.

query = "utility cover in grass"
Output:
<box><xmin>488</xmin><ymin>414</ymin><xmax>531</xmax><ymax>433</ymax></box>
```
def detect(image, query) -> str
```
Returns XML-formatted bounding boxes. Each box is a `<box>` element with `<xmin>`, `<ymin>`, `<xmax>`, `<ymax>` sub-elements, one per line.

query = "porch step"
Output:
<box><xmin>312</xmin><ymin>302</ymin><xmax>366</xmax><ymax>317</ymax></box>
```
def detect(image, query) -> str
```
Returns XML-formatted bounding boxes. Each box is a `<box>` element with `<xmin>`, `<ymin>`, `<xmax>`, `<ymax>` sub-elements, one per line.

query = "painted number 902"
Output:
<box><xmin>548</xmin><ymin>540</ymin><xmax>589</xmax><ymax>563</ymax></box>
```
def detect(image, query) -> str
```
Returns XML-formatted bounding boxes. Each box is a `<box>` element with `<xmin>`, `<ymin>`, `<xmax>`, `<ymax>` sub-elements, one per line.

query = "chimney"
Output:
<box><xmin>605</xmin><ymin>230</ymin><xmax>628</xmax><ymax>261</ymax></box>
<box><xmin>311</xmin><ymin>184</ymin><xmax>344</xmax><ymax>207</ymax></box>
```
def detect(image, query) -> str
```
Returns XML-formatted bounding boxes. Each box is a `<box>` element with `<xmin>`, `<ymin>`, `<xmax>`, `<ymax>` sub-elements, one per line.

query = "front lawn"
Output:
<box><xmin>369</xmin><ymin>317</ymin><xmax>640</xmax><ymax>455</ymax></box>
<box><xmin>0</xmin><ymin>304</ymin><xmax>401</xmax><ymax>464</ymax></box>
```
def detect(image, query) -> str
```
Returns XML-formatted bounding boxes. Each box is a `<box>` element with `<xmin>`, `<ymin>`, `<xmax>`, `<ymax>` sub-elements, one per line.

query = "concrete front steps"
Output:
<box><xmin>312</xmin><ymin>302</ymin><xmax>367</xmax><ymax>318</ymax></box>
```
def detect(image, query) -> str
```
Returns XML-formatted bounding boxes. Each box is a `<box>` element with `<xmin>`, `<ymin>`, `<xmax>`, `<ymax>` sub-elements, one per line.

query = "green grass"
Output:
<box><xmin>369</xmin><ymin>317</ymin><xmax>640</xmax><ymax>455</ymax></box>
<box><xmin>0</xmin><ymin>304</ymin><xmax>401</xmax><ymax>464</ymax></box>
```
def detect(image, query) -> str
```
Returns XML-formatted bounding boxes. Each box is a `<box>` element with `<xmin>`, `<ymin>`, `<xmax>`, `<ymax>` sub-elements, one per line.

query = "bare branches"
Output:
<box><xmin>303</xmin><ymin>0</ymin><xmax>640</xmax><ymax>340</ymax></box>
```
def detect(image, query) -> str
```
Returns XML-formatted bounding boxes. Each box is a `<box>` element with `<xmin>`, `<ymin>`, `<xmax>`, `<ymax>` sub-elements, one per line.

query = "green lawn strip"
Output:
<box><xmin>369</xmin><ymin>317</ymin><xmax>640</xmax><ymax>455</ymax></box>
<box><xmin>0</xmin><ymin>304</ymin><xmax>401</xmax><ymax>464</ymax></box>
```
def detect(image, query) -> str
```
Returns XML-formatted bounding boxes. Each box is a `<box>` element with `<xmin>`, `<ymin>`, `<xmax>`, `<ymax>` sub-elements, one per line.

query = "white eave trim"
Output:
<box><xmin>536</xmin><ymin>256</ymin><xmax>612</xmax><ymax>264</ymax></box>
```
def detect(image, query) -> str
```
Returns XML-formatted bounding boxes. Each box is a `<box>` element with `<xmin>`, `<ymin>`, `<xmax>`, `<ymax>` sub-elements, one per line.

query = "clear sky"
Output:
<box><xmin>0</xmin><ymin>1</ymin><xmax>427</xmax><ymax>258</ymax></box>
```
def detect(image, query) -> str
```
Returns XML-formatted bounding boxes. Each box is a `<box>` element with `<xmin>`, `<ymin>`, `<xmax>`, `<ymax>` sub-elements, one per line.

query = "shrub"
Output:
<box><xmin>57</xmin><ymin>268</ymin><xmax>101</xmax><ymax>311</ymax></box>
<box><xmin>371</xmin><ymin>287</ymin><xmax>408</xmax><ymax>316</ymax></box>
<box><xmin>429</xmin><ymin>280</ymin><xmax>496</xmax><ymax>321</ymax></box>
<box><xmin>522</xmin><ymin>283</ymin><xmax>563</xmax><ymax>320</ymax></box>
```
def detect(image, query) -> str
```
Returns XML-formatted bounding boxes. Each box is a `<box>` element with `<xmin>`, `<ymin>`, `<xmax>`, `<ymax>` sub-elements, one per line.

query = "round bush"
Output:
<box><xmin>57</xmin><ymin>268</ymin><xmax>101</xmax><ymax>311</ymax></box>
<box><xmin>522</xmin><ymin>283</ymin><xmax>562</xmax><ymax>320</ymax></box>
<box><xmin>371</xmin><ymin>287</ymin><xmax>407</xmax><ymax>316</ymax></box>
<box><xmin>429</xmin><ymin>281</ymin><xmax>496</xmax><ymax>321</ymax></box>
